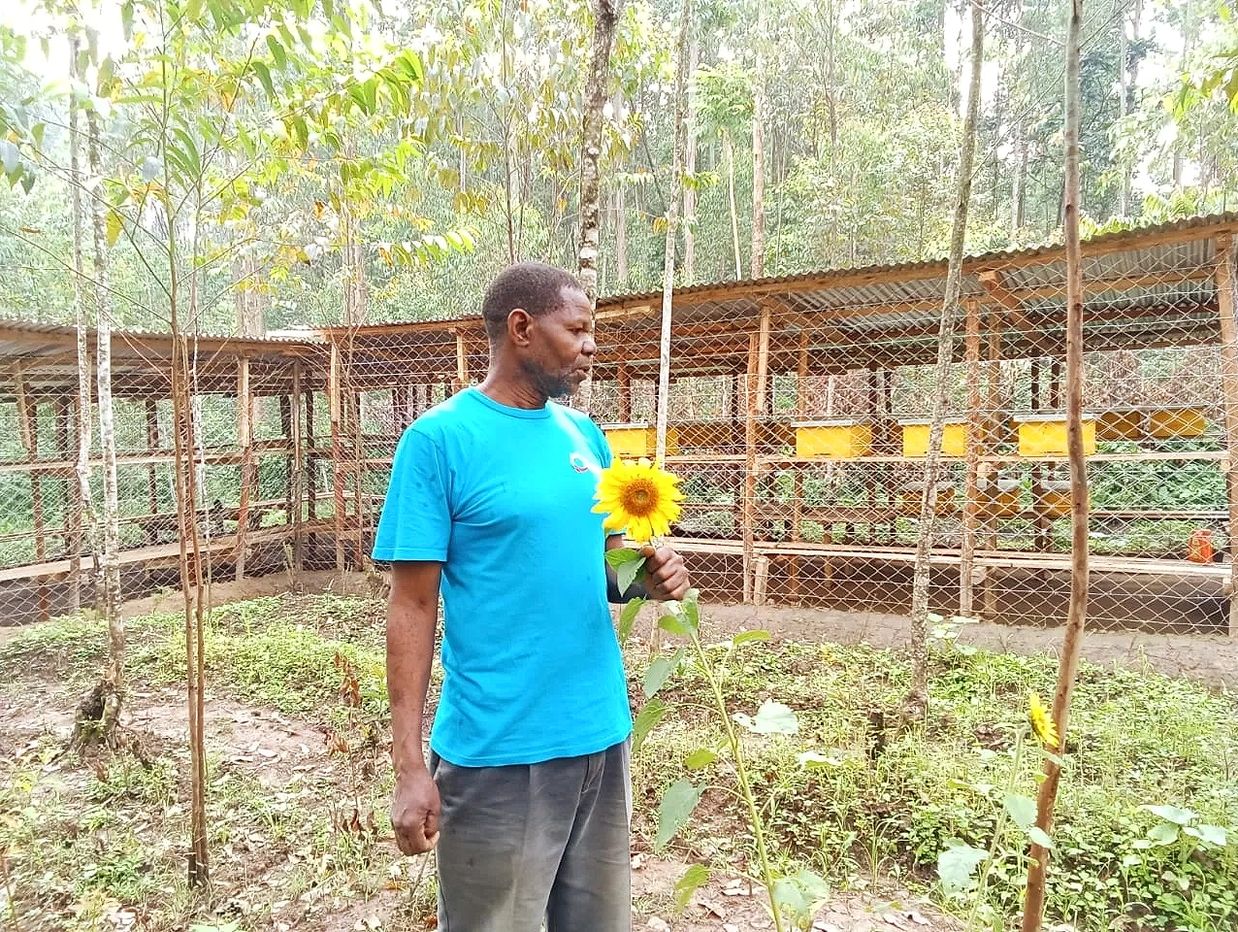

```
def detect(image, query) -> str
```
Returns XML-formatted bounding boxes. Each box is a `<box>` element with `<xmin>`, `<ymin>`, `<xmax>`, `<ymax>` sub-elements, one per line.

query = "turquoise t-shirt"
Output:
<box><xmin>372</xmin><ymin>387</ymin><xmax>632</xmax><ymax>767</ymax></box>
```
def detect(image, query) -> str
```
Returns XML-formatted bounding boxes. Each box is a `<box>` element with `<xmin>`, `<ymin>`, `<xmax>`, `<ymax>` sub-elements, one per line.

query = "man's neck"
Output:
<box><xmin>478</xmin><ymin>367</ymin><xmax>548</xmax><ymax>410</ymax></box>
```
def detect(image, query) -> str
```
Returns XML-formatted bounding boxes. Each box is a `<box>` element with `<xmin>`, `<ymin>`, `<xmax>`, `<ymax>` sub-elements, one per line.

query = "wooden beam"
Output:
<box><xmin>1214</xmin><ymin>233</ymin><xmax>1238</xmax><ymax>638</ymax></box>
<box><xmin>617</xmin><ymin>361</ymin><xmax>632</xmax><ymax>422</ymax></box>
<box><xmin>453</xmin><ymin>329</ymin><xmax>469</xmax><ymax>392</ymax></box>
<box><xmin>755</xmin><ymin>303</ymin><xmax>773</xmax><ymax>414</ymax></box>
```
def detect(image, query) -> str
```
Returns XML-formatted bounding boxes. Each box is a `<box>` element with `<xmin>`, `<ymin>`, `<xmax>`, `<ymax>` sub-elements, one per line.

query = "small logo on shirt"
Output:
<box><xmin>569</xmin><ymin>452</ymin><xmax>590</xmax><ymax>473</ymax></box>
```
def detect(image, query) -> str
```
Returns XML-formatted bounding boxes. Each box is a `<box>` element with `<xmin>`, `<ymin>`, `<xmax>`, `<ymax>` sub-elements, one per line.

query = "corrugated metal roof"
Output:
<box><xmin>595</xmin><ymin>211</ymin><xmax>1238</xmax><ymax>308</ymax></box>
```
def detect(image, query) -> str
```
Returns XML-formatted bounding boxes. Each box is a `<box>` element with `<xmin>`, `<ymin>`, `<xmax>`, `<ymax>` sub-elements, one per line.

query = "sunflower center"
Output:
<box><xmin>620</xmin><ymin>479</ymin><xmax>658</xmax><ymax>517</ymax></box>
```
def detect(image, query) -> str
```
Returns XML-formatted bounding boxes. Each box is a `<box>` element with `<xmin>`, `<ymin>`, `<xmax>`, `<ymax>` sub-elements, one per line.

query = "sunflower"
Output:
<box><xmin>1028</xmin><ymin>691</ymin><xmax>1059</xmax><ymax>750</ymax></box>
<box><xmin>593</xmin><ymin>457</ymin><xmax>683</xmax><ymax>543</ymax></box>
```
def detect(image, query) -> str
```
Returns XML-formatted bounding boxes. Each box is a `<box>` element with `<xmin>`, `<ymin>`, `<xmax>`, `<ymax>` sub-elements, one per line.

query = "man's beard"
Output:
<box><xmin>524</xmin><ymin>361</ymin><xmax>578</xmax><ymax>400</ymax></box>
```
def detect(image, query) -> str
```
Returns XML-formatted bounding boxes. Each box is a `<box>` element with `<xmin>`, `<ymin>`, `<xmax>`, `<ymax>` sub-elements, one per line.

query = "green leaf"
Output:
<box><xmin>1028</xmin><ymin>826</ymin><xmax>1054</xmax><ymax>849</ymax></box>
<box><xmin>266</xmin><ymin>35</ymin><xmax>287</xmax><ymax>69</ymax></box>
<box><xmin>606</xmin><ymin>549</ymin><xmax>645</xmax><ymax>595</ymax></box>
<box><xmin>1192</xmin><ymin>824</ymin><xmax>1228</xmax><ymax>847</ymax></box>
<box><xmin>658</xmin><ymin>611</ymin><xmax>692</xmax><ymax>637</ymax></box>
<box><xmin>252</xmin><ymin>61</ymin><xmax>274</xmax><ymax>98</ymax></box>
<box><xmin>731</xmin><ymin>629</ymin><xmax>770</xmax><ymax>647</ymax></box>
<box><xmin>735</xmin><ymin>700</ymin><xmax>798</xmax><ymax>735</ymax></box>
<box><xmin>796</xmin><ymin>750</ymin><xmax>843</xmax><ymax>769</ymax></box>
<box><xmin>1143</xmin><ymin>805</ymin><xmax>1196</xmax><ymax>826</ymax></box>
<box><xmin>683</xmin><ymin>748</ymin><xmax>717</xmax><ymax>770</ymax></box>
<box><xmin>655</xmin><ymin>779</ymin><xmax>702</xmax><ymax>850</ymax></box>
<box><xmin>1148</xmin><ymin>822</ymin><xmax>1180</xmax><ymax>846</ymax></box>
<box><xmin>938</xmin><ymin>843</ymin><xmax>988</xmax><ymax>895</ymax></box>
<box><xmin>771</xmin><ymin>871</ymin><xmax>828</xmax><ymax>926</ymax></box>
<box><xmin>672</xmin><ymin>863</ymin><xmax>709</xmax><ymax>913</ymax></box>
<box><xmin>617</xmin><ymin>597</ymin><xmax>644</xmax><ymax>645</ymax></box>
<box><xmin>681</xmin><ymin>588</ymin><xmax>700</xmax><ymax>629</ymax></box>
<box><xmin>632</xmin><ymin>699</ymin><xmax>666</xmax><ymax>754</ymax></box>
<box><xmin>186</xmin><ymin>0</ymin><xmax>203</xmax><ymax>20</ymax></box>
<box><xmin>1003</xmin><ymin>794</ymin><xmax>1037</xmax><ymax>831</ymax></box>
<box><xmin>643</xmin><ymin>650</ymin><xmax>681</xmax><ymax>699</ymax></box>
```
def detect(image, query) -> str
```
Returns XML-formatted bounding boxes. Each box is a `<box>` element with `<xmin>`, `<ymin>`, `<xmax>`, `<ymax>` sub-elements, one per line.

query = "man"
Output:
<box><xmin>375</xmin><ymin>262</ymin><xmax>690</xmax><ymax>931</ymax></box>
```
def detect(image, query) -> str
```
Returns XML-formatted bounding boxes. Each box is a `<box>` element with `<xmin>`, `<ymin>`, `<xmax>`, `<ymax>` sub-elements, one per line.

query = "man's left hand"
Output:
<box><xmin>640</xmin><ymin>545</ymin><xmax>690</xmax><ymax>602</ymax></box>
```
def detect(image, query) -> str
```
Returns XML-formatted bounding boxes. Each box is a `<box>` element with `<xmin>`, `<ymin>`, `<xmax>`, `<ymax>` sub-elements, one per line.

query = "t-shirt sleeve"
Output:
<box><xmin>371</xmin><ymin>428</ymin><xmax>452</xmax><ymax>562</ymax></box>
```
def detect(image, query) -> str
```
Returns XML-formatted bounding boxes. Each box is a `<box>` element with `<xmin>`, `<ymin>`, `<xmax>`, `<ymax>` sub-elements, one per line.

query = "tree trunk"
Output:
<box><xmin>1012</xmin><ymin>117</ymin><xmax>1026</xmax><ymax>236</ymax></box>
<box><xmin>1117</xmin><ymin>7</ymin><xmax>1130</xmax><ymax>215</ymax></box>
<box><xmin>87</xmin><ymin>104</ymin><xmax>124</xmax><ymax>728</ymax></box>
<box><xmin>1021</xmin><ymin>0</ymin><xmax>1089</xmax><ymax>923</ymax></box>
<box><xmin>682</xmin><ymin>27</ymin><xmax>699</xmax><ymax>284</ymax></box>
<box><xmin>750</xmin><ymin>2</ymin><xmax>767</xmax><ymax>279</ymax></box>
<box><xmin>616</xmin><ymin>179</ymin><xmax>628</xmax><ymax>287</ymax></box>
<box><xmin>655</xmin><ymin>0</ymin><xmax>693</xmax><ymax>464</ymax></box>
<box><xmin>726</xmin><ymin>134</ymin><xmax>742</xmax><ymax>279</ymax></box>
<box><xmin>234</xmin><ymin>252</ymin><xmax>267</xmax><ymax>337</ymax></box>
<box><xmin>576</xmin><ymin>0</ymin><xmax>623</xmax><ymax>411</ymax></box>
<box><xmin>67</xmin><ymin>32</ymin><xmax>92</xmax><ymax>618</ymax></box>
<box><xmin>905</xmin><ymin>0</ymin><xmax>985</xmax><ymax>718</ymax></box>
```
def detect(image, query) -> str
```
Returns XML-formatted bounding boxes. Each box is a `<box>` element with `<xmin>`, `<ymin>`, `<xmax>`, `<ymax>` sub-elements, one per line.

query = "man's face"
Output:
<box><xmin>519</xmin><ymin>287</ymin><xmax>597</xmax><ymax>398</ymax></box>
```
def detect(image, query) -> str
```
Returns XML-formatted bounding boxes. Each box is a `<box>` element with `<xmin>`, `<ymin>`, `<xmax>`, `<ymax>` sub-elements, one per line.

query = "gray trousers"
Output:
<box><xmin>429</xmin><ymin>740</ymin><xmax>632</xmax><ymax>932</ymax></box>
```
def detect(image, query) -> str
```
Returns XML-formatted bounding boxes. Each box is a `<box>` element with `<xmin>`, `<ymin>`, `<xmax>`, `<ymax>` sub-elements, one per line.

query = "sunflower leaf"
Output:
<box><xmin>617</xmin><ymin>597</ymin><xmax>645</xmax><ymax>645</ymax></box>
<box><xmin>632</xmin><ymin>698</ymin><xmax>666</xmax><ymax>754</ymax></box>
<box><xmin>644</xmin><ymin>649</ymin><xmax>682</xmax><ymax>698</ymax></box>
<box><xmin>606</xmin><ymin>549</ymin><xmax>646</xmax><ymax>595</ymax></box>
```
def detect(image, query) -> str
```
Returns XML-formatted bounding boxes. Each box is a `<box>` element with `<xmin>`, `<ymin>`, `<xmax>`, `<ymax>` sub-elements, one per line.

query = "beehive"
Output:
<box><xmin>896</xmin><ymin>483</ymin><xmax>958</xmax><ymax>516</ymax></box>
<box><xmin>1037</xmin><ymin>480</ymin><xmax>1088</xmax><ymax>518</ymax></box>
<box><xmin>1016</xmin><ymin>415</ymin><xmax>1096</xmax><ymax>456</ymax></box>
<box><xmin>602</xmin><ymin>423</ymin><xmax>680</xmax><ymax>458</ymax></box>
<box><xmin>1097</xmin><ymin>409</ymin><xmax>1143</xmax><ymax>441</ymax></box>
<box><xmin>976</xmin><ymin>478</ymin><xmax>1023</xmax><ymax>517</ymax></box>
<box><xmin>900</xmin><ymin>419</ymin><xmax>969</xmax><ymax>457</ymax></box>
<box><xmin>792</xmin><ymin>419</ymin><xmax>872</xmax><ymax>458</ymax></box>
<box><xmin>1147</xmin><ymin>407</ymin><xmax>1207</xmax><ymax>439</ymax></box>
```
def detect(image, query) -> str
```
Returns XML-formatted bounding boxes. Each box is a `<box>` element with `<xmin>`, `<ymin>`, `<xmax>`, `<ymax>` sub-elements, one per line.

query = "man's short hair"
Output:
<box><xmin>481</xmin><ymin>262</ymin><xmax>584</xmax><ymax>342</ymax></box>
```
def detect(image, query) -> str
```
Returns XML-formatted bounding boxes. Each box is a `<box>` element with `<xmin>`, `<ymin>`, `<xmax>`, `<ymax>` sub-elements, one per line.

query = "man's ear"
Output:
<box><xmin>507</xmin><ymin>308</ymin><xmax>533</xmax><ymax>347</ymax></box>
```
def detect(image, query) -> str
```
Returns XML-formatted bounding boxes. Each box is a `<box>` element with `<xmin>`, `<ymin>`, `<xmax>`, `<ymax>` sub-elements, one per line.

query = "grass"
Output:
<box><xmin>0</xmin><ymin>593</ymin><xmax>1235</xmax><ymax>930</ymax></box>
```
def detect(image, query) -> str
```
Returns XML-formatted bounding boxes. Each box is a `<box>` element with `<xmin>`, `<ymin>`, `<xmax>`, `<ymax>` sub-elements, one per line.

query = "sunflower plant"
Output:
<box><xmin>593</xmin><ymin>459</ymin><xmax>828</xmax><ymax>932</ymax></box>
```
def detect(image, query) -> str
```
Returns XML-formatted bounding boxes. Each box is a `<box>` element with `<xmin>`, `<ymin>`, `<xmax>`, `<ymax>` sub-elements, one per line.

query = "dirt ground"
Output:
<box><xmin>0</xmin><ymin>646</ymin><xmax>960</xmax><ymax>931</ymax></box>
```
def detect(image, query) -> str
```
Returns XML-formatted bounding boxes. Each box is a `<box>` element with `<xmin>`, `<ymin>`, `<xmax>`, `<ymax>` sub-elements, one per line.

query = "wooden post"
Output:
<box><xmin>790</xmin><ymin>331</ymin><xmax>809</xmax><ymax>601</ymax></box>
<box><xmin>742</xmin><ymin>334</ymin><xmax>760</xmax><ymax>602</ymax></box>
<box><xmin>67</xmin><ymin>393</ymin><xmax>84</xmax><ymax>612</ymax></box>
<box><xmin>291</xmin><ymin>362</ymin><xmax>305</xmax><ymax>579</ymax></box>
<box><xmin>329</xmin><ymin>343</ymin><xmax>346</xmax><ymax>573</ymax></box>
<box><xmin>56</xmin><ymin>398</ymin><xmax>73</xmax><ymax>554</ymax></box>
<box><xmin>617</xmin><ymin>362</ymin><xmax>632</xmax><ymax>423</ymax></box>
<box><xmin>1031</xmin><ymin>356</ymin><xmax>1049</xmax><ymax>552</ymax></box>
<box><xmin>305</xmin><ymin>385</ymin><xmax>317</xmax><ymax>521</ymax></box>
<box><xmin>235</xmin><ymin>356</ymin><xmax>254</xmax><ymax>581</ymax></box>
<box><xmin>145</xmin><ymin>400</ymin><xmax>160</xmax><ymax>525</ymax></box>
<box><xmin>983</xmin><ymin>311</ymin><xmax>1002</xmax><ymax>618</ymax></box>
<box><xmin>454</xmin><ymin>330</ymin><xmax>469</xmax><ymax>393</ymax></box>
<box><xmin>960</xmin><ymin>300</ymin><xmax>982</xmax><ymax>617</ymax></box>
<box><xmin>1214</xmin><ymin>234</ymin><xmax>1238</xmax><ymax>637</ymax></box>
<box><xmin>20</xmin><ymin>390</ymin><xmax>49</xmax><ymax>620</ymax></box>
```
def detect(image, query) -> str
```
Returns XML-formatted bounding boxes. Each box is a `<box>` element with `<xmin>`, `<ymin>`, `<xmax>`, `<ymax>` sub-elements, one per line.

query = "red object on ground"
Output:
<box><xmin>1187</xmin><ymin>529</ymin><xmax>1214</xmax><ymax>564</ymax></box>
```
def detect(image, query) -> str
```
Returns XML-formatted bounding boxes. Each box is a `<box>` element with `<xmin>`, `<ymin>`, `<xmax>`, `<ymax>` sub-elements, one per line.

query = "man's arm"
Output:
<box><xmin>605</xmin><ymin>534</ymin><xmax>690</xmax><ymax>603</ymax></box>
<box><xmin>387</xmin><ymin>560</ymin><xmax>443</xmax><ymax>855</ymax></box>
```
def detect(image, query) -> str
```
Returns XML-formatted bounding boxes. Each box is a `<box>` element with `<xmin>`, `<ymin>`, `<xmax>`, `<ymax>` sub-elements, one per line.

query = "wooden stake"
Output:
<box><xmin>329</xmin><ymin>343</ymin><xmax>346</xmax><ymax>573</ymax></box>
<box><xmin>1213</xmin><ymin>233</ymin><xmax>1238</xmax><ymax>638</ymax></box>
<box><xmin>145</xmin><ymin>400</ymin><xmax>160</xmax><ymax>526</ymax></box>
<box><xmin>960</xmin><ymin>299</ymin><xmax>982</xmax><ymax>617</ymax></box>
<box><xmin>454</xmin><ymin>330</ymin><xmax>469</xmax><ymax>393</ymax></box>
<box><xmin>1022</xmin><ymin>0</ymin><xmax>1090</xmax><ymax>923</ymax></box>
<box><xmin>291</xmin><ymin>362</ymin><xmax>305</xmax><ymax>580</ymax></box>
<box><xmin>618</xmin><ymin>361</ymin><xmax>632</xmax><ymax>423</ymax></box>
<box><xmin>235</xmin><ymin>356</ymin><xmax>253</xmax><ymax>582</ymax></box>
<box><xmin>743</xmin><ymin>334</ymin><xmax>759</xmax><ymax>602</ymax></box>
<box><xmin>305</xmin><ymin>385</ymin><xmax>317</xmax><ymax>521</ymax></box>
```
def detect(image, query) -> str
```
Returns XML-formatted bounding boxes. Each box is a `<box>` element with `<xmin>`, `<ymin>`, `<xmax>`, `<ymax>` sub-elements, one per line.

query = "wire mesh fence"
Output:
<box><xmin>0</xmin><ymin>216</ymin><xmax>1235</xmax><ymax>637</ymax></box>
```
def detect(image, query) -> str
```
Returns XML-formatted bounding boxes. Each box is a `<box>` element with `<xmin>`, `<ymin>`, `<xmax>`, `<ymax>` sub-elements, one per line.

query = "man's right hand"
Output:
<box><xmin>392</xmin><ymin>765</ymin><xmax>441</xmax><ymax>854</ymax></box>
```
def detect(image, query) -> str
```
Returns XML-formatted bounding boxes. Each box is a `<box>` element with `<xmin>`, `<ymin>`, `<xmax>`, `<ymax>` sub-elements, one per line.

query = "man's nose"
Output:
<box><xmin>582</xmin><ymin>336</ymin><xmax>597</xmax><ymax>357</ymax></box>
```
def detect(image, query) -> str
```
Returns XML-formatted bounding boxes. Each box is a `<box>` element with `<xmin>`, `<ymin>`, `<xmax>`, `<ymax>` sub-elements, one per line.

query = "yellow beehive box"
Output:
<box><xmin>1097</xmin><ymin>409</ymin><xmax>1143</xmax><ymax>441</ymax></box>
<box><xmin>1016</xmin><ymin>415</ymin><xmax>1096</xmax><ymax>457</ymax></box>
<box><xmin>792</xmin><ymin>419</ymin><xmax>872</xmax><ymax>458</ymax></box>
<box><xmin>896</xmin><ymin>483</ymin><xmax>957</xmax><ymax>516</ymax></box>
<box><xmin>900</xmin><ymin>419</ymin><xmax>969</xmax><ymax>457</ymax></box>
<box><xmin>1037</xmin><ymin>480</ymin><xmax>1088</xmax><ymax>518</ymax></box>
<box><xmin>602</xmin><ymin>423</ymin><xmax>680</xmax><ymax>458</ymax></box>
<box><xmin>976</xmin><ymin>478</ymin><xmax>1023</xmax><ymax>517</ymax></box>
<box><xmin>1147</xmin><ymin>407</ymin><xmax>1207</xmax><ymax>439</ymax></box>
